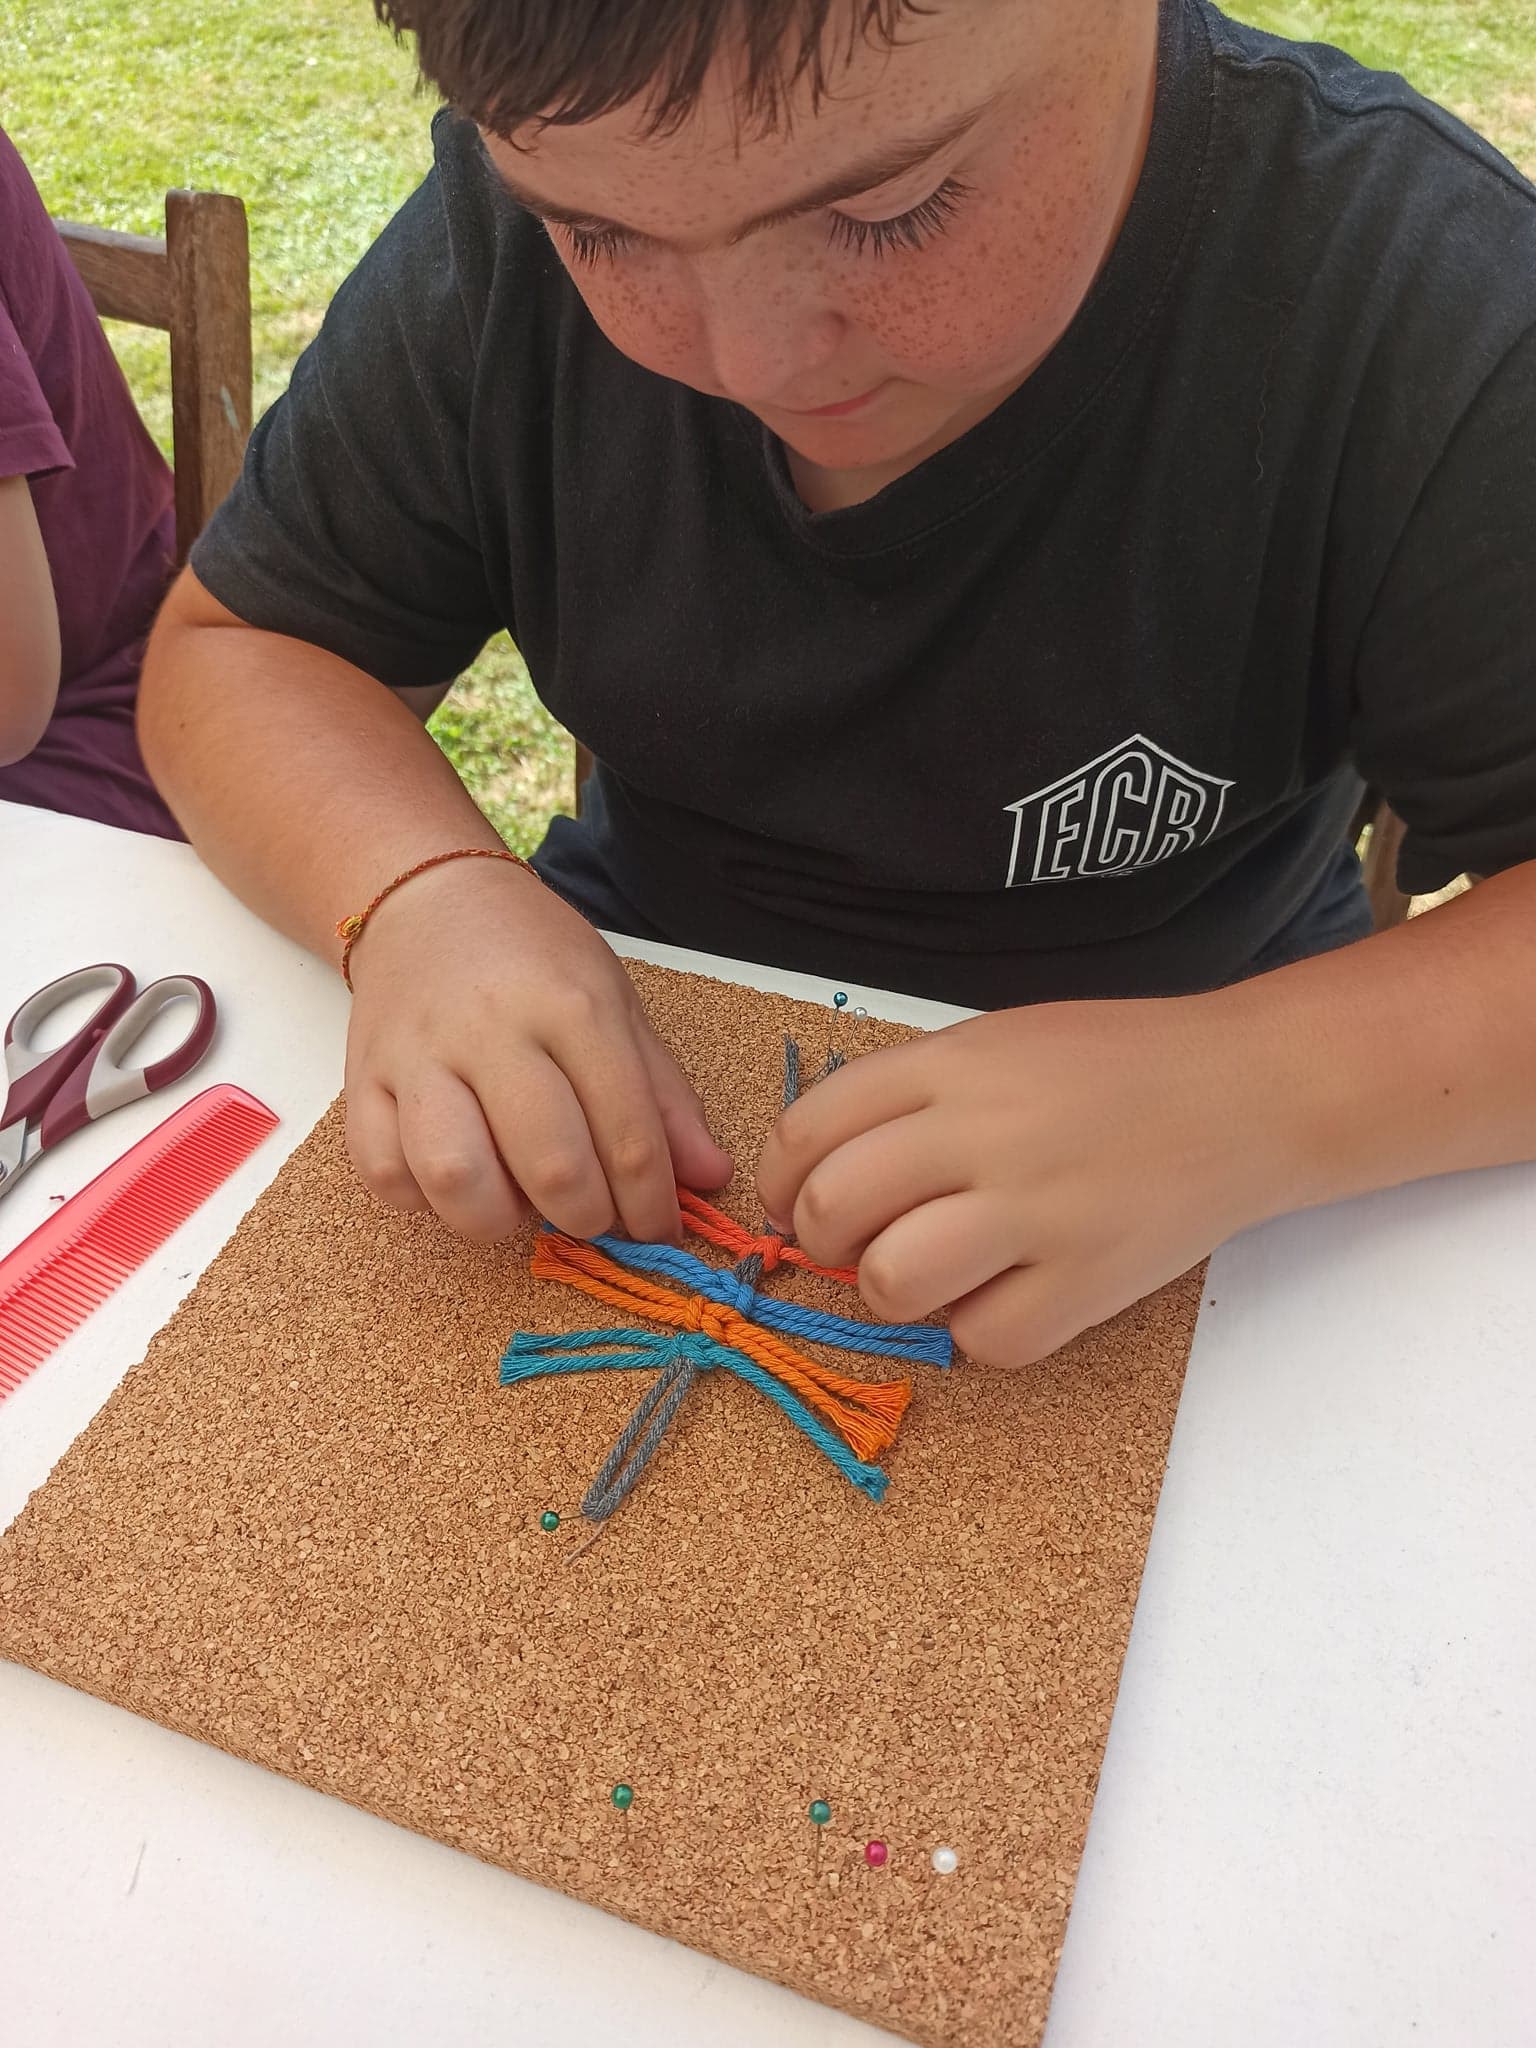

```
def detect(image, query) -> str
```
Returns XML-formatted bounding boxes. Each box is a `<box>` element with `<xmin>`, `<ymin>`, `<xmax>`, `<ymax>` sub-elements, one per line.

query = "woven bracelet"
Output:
<box><xmin>336</xmin><ymin>846</ymin><xmax>538</xmax><ymax>990</ymax></box>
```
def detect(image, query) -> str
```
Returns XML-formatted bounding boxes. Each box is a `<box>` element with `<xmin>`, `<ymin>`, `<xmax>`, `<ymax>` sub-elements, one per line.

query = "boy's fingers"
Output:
<box><xmin>395</xmin><ymin>1068</ymin><xmax>529</xmax><ymax>1243</ymax></box>
<box><xmin>634</xmin><ymin>1018</ymin><xmax>734</xmax><ymax>1195</ymax></box>
<box><xmin>474</xmin><ymin>1052</ymin><xmax>621</xmax><ymax>1241</ymax></box>
<box><xmin>529</xmin><ymin>1021</ymin><xmax>679</xmax><ymax>1245</ymax></box>
<box><xmin>346</xmin><ymin>1080</ymin><xmax>429</xmax><ymax>1213</ymax></box>
<box><xmin>756</xmin><ymin>1040</ymin><xmax>932</xmax><ymax>1225</ymax></box>
<box><xmin>785</xmin><ymin>1111</ymin><xmax>957</xmax><ymax>1268</ymax></box>
<box><xmin>948</xmin><ymin>1264</ymin><xmax>1101</xmax><ymax>1370</ymax></box>
<box><xmin>857</xmin><ymin>1191</ymin><xmax>1021</xmax><ymax>1325</ymax></box>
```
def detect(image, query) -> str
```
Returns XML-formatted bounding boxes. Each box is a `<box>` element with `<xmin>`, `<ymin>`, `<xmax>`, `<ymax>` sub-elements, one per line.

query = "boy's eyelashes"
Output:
<box><xmin>552</xmin><ymin>176</ymin><xmax>976</xmax><ymax>269</ymax></box>
<box><xmin>556</xmin><ymin>219</ymin><xmax>636</xmax><ymax>268</ymax></box>
<box><xmin>825</xmin><ymin>176</ymin><xmax>974</xmax><ymax>260</ymax></box>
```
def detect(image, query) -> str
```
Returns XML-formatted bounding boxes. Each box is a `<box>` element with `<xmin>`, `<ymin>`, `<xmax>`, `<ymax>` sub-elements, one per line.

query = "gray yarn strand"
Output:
<box><xmin>580</xmin><ymin>1355</ymin><xmax>699</xmax><ymax>1522</ymax></box>
<box><xmin>575</xmin><ymin>1036</ymin><xmax>852</xmax><ymax>1535</ymax></box>
<box><xmin>783</xmin><ymin>1036</ymin><xmax>845</xmax><ymax>1110</ymax></box>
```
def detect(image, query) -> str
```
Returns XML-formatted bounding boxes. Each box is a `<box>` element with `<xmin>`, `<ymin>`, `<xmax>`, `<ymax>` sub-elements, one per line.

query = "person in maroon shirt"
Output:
<box><xmin>0</xmin><ymin>124</ymin><xmax>180</xmax><ymax>837</ymax></box>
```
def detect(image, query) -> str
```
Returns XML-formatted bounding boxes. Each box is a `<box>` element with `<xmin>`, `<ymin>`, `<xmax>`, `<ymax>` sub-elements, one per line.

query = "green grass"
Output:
<box><xmin>9</xmin><ymin>0</ymin><xmax>569</xmax><ymax>847</ymax></box>
<box><xmin>1250</xmin><ymin>4</ymin><xmax>1536</xmax><ymax>161</ymax></box>
<box><xmin>9</xmin><ymin>0</ymin><xmax>1535</xmax><ymax>846</ymax></box>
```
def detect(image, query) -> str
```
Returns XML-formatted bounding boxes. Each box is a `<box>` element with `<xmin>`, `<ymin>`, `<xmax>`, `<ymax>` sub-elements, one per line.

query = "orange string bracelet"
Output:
<box><xmin>336</xmin><ymin>847</ymin><xmax>539</xmax><ymax>990</ymax></box>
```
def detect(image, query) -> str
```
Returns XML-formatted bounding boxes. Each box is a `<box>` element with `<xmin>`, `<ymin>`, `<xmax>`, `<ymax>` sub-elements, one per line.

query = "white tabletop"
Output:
<box><xmin>1</xmin><ymin>798</ymin><xmax>1532</xmax><ymax>2048</ymax></box>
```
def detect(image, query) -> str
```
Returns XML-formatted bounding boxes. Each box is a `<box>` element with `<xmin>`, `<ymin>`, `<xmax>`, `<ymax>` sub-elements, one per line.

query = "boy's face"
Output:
<box><xmin>483</xmin><ymin>0</ymin><xmax>1158</xmax><ymax>487</ymax></box>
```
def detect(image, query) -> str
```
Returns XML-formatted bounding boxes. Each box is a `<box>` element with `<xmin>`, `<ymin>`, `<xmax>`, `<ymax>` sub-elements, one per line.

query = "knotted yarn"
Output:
<box><xmin>501</xmin><ymin>1324</ymin><xmax>891</xmax><ymax>1509</ymax></box>
<box><xmin>501</xmin><ymin>1032</ymin><xmax>934</xmax><ymax>1532</ymax></box>
<box><xmin>526</xmin><ymin>1234</ymin><xmax>915</xmax><ymax>1459</ymax></box>
<box><xmin>676</xmin><ymin>1188</ymin><xmax>858</xmax><ymax>1286</ymax></box>
<box><xmin>588</xmin><ymin>1232</ymin><xmax>952</xmax><ymax>1367</ymax></box>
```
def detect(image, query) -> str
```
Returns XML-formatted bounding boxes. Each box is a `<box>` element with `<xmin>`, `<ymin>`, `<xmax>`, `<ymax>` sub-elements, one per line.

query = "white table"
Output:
<box><xmin>2</xmin><ymin>798</ymin><xmax>1532</xmax><ymax>2048</ymax></box>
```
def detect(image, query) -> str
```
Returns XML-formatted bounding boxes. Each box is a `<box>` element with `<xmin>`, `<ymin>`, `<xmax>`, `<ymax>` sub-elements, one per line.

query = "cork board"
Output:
<box><xmin>0</xmin><ymin>962</ymin><xmax>1202</xmax><ymax>2047</ymax></box>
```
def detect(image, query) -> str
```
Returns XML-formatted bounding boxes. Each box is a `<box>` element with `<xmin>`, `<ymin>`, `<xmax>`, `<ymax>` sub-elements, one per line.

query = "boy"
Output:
<box><xmin>140</xmin><ymin>0</ymin><xmax>1536</xmax><ymax>1366</ymax></box>
<box><xmin>0</xmin><ymin>126</ymin><xmax>180</xmax><ymax>837</ymax></box>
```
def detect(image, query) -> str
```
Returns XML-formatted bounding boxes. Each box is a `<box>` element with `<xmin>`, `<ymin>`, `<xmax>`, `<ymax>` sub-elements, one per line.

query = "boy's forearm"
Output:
<box><xmin>1218</xmin><ymin>860</ymin><xmax>1536</xmax><ymax>1218</ymax></box>
<box><xmin>138</xmin><ymin>572</ymin><xmax>503</xmax><ymax>964</ymax></box>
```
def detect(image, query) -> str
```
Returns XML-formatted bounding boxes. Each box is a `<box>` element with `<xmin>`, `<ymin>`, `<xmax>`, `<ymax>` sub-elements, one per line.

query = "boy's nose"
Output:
<box><xmin>695</xmin><ymin>258</ymin><xmax>844</xmax><ymax>410</ymax></box>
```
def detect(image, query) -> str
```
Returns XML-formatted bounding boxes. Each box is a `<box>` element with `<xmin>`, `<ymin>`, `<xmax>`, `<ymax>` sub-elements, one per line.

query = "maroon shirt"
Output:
<box><xmin>0</xmin><ymin>127</ymin><xmax>180</xmax><ymax>837</ymax></box>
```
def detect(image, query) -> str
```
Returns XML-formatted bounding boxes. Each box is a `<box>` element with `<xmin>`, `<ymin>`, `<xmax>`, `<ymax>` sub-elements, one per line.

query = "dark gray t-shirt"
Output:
<box><xmin>192</xmin><ymin>0</ymin><xmax>1536</xmax><ymax>1008</ymax></box>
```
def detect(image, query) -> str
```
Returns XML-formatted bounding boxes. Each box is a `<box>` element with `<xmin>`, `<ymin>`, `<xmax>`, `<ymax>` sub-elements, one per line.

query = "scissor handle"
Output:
<box><xmin>35</xmin><ymin>975</ymin><xmax>218</xmax><ymax>1153</ymax></box>
<box><xmin>1</xmin><ymin>963</ymin><xmax>138</xmax><ymax>1132</ymax></box>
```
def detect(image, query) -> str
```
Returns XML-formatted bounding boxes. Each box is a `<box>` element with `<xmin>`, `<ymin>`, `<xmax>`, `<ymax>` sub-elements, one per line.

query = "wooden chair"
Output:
<box><xmin>52</xmin><ymin>191</ymin><xmax>252</xmax><ymax>564</ymax></box>
<box><xmin>50</xmin><ymin>193</ymin><xmax>598</xmax><ymax>811</ymax></box>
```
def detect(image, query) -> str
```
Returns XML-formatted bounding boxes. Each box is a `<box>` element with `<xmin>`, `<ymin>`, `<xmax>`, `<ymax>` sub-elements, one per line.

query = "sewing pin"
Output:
<box><xmin>809</xmin><ymin>1797</ymin><xmax>832</xmax><ymax>1871</ymax></box>
<box><xmin>611</xmin><ymin>1780</ymin><xmax>636</xmax><ymax>1860</ymax></box>
<box><xmin>564</xmin><ymin>1513</ymin><xmax>613</xmax><ymax>1565</ymax></box>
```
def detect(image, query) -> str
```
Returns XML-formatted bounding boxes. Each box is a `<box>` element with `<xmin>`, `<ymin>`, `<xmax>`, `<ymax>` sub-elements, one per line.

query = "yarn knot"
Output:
<box><xmin>712</xmin><ymin>1265</ymin><xmax>762</xmax><ymax>1314</ymax></box>
<box><xmin>666</xmin><ymin>1330</ymin><xmax>720</xmax><ymax>1369</ymax></box>
<box><xmin>744</xmin><ymin>1232</ymin><xmax>787</xmax><ymax>1274</ymax></box>
<box><xmin>682</xmin><ymin>1297</ymin><xmax>736</xmax><ymax>1347</ymax></box>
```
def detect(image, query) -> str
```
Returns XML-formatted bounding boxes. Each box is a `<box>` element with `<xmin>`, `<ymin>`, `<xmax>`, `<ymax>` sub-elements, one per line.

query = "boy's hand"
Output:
<box><xmin>756</xmin><ymin>997</ymin><xmax>1288</xmax><ymax>1366</ymax></box>
<box><xmin>343</xmin><ymin>859</ymin><xmax>732</xmax><ymax>1244</ymax></box>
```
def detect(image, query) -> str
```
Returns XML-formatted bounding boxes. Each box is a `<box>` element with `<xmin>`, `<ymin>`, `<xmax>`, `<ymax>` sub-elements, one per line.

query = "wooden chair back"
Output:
<box><xmin>53</xmin><ymin>190</ymin><xmax>252</xmax><ymax>563</ymax></box>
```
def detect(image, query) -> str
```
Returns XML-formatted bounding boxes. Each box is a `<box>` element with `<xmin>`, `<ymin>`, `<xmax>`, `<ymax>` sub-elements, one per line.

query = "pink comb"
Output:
<box><xmin>0</xmin><ymin>1083</ymin><xmax>278</xmax><ymax>1400</ymax></box>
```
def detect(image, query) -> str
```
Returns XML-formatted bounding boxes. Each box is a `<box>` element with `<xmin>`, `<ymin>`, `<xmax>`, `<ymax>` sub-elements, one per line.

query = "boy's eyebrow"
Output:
<box><xmin>494</xmin><ymin>99</ymin><xmax>999</xmax><ymax>243</ymax></box>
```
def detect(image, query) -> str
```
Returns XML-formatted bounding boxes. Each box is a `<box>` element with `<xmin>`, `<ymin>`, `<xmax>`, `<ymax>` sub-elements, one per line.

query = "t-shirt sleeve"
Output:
<box><xmin>0</xmin><ymin>296</ymin><xmax>72</xmax><ymax>483</ymax></box>
<box><xmin>191</xmin><ymin>159</ymin><xmax>501</xmax><ymax>691</ymax></box>
<box><xmin>1351</xmin><ymin>325</ymin><xmax>1536</xmax><ymax>893</ymax></box>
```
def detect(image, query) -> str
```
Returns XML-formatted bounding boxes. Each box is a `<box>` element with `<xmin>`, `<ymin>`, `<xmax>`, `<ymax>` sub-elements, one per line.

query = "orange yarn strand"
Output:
<box><xmin>531</xmin><ymin>1233</ymin><xmax>911</xmax><ymax>1463</ymax></box>
<box><xmin>676</xmin><ymin>1187</ymin><xmax>859</xmax><ymax>1287</ymax></box>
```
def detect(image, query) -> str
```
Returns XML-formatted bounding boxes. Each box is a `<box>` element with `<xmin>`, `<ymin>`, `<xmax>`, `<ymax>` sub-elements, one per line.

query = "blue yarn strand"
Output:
<box><xmin>584</xmin><ymin>1230</ymin><xmax>953</xmax><ymax>1367</ymax></box>
<box><xmin>501</xmin><ymin>1028</ymin><xmax>916</xmax><ymax>1527</ymax></box>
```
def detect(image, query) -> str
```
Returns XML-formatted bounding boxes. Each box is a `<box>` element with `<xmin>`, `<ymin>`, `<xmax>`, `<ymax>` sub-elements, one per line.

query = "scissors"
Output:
<box><xmin>0</xmin><ymin>963</ymin><xmax>217</xmax><ymax>1204</ymax></box>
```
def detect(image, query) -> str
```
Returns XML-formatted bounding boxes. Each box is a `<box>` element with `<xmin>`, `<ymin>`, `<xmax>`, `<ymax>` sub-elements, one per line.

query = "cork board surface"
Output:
<box><xmin>0</xmin><ymin>961</ymin><xmax>1202</xmax><ymax>2047</ymax></box>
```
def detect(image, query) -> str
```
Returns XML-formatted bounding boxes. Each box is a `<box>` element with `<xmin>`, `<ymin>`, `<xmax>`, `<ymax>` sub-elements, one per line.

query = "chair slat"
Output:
<box><xmin>52</xmin><ymin>220</ymin><xmax>171</xmax><ymax>328</ymax></box>
<box><xmin>166</xmin><ymin>190</ymin><xmax>253</xmax><ymax>560</ymax></box>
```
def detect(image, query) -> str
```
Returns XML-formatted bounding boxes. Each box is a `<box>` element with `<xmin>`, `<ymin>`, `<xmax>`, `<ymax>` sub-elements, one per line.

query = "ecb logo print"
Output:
<box><xmin>1004</xmin><ymin>734</ymin><xmax>1234</xmax><ymax>888</ymax></box>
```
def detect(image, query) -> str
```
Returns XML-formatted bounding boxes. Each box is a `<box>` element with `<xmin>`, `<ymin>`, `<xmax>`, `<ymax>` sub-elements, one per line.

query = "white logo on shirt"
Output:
<box><xmin>1005</xmin><ymin>734</ymin><xmax>1234</xmax><ymax>887</ymax></box>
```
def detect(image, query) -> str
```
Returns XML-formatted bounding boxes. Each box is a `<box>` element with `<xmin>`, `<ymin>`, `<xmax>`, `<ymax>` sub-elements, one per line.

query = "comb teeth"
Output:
<box><xmin>0</xmin><ymin>1085</ymin><xmax>278</xmax><ymax>1396</ymax></box>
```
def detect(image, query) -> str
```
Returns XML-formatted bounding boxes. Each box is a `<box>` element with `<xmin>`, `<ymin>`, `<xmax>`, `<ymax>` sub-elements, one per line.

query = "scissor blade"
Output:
<box><xmin>0</xmin><ymin>1122</ymin><xmax>39</xmax><ymax>1199</ymax></box>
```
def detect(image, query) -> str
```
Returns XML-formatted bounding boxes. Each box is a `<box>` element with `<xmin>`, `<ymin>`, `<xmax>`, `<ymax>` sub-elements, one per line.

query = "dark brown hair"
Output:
<box><xmin>372</xmin><ymin>0</ymin><xmax>928</xmax><ymax>139</ymax></box>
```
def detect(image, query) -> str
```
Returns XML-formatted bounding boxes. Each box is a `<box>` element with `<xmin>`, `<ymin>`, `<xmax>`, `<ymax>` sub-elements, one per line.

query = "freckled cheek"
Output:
<box><xmin>846</xmin><ymin>127</ymin><xmax>1123</xmax><ymax>380</ymax></box>
<box><xmin>561</xmin><ymin>265</ymin><xmax>712</xmax><ymax>385</ymax></box>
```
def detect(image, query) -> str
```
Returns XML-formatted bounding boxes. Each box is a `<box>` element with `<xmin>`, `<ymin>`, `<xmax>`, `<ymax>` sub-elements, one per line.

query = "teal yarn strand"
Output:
<box><xmin>501</xmin><ymin>1327</ymin><xmax>889</xmax><ymax>1510</ymax></box>
<box><xmin>501</xmin><ymin>1033</ymin><xmax>902</xmax><ymax>1529</ymax></box>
